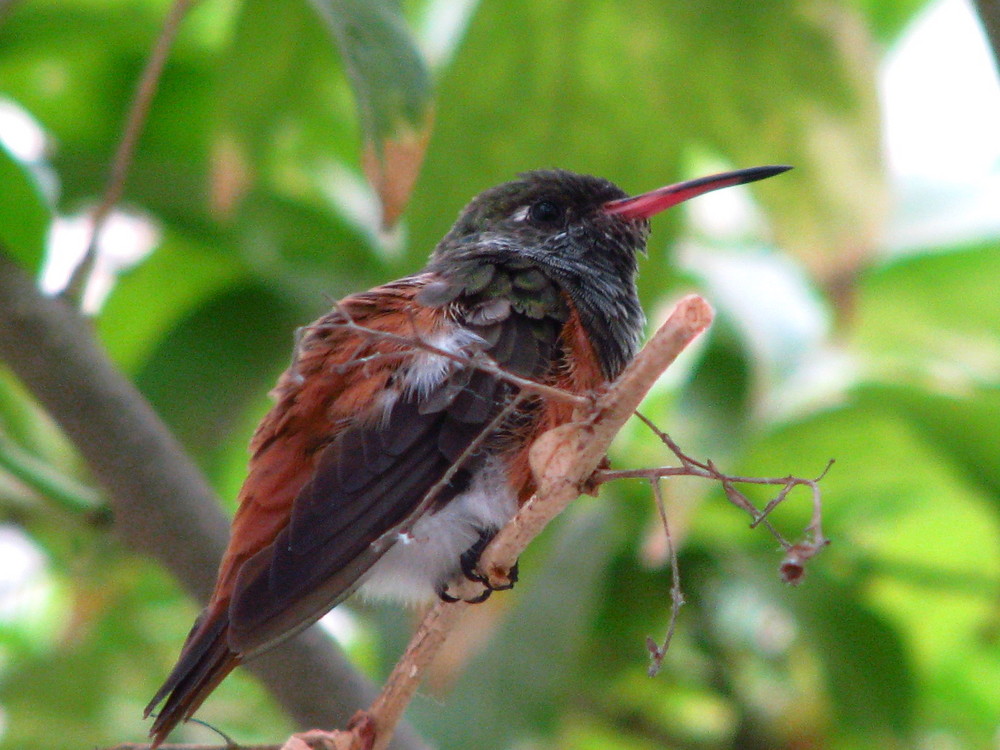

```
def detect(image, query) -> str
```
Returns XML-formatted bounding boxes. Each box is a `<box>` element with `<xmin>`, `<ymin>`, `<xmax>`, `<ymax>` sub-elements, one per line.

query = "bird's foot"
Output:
<box><xmin>437</xmin><ymin>583</ymin><xmax>493</xmax><ymax>604</ymax></box>
<box><xmin>436</xmin><ymin>529</ymin><xmax>520</xmax><ymax>604</ymax></box>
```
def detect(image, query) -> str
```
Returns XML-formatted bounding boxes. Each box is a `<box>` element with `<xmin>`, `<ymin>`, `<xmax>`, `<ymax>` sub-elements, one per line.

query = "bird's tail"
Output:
<box><xmin>145</xmin><ymin>606</ymin><xmax>242</xmax><ymax>748</ymax></box>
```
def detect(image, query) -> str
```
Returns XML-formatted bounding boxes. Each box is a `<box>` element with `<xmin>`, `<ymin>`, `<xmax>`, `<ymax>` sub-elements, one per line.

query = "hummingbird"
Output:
<box><xmin>145</xmin><ymin>164</ymin><xmax>790</xmax><ymax>745</ymax></box>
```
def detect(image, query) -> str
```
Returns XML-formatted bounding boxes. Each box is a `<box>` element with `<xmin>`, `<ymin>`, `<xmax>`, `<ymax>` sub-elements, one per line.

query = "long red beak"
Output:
<box><xmin>602</xmin><ymin>165</ymin><xmax>792</xmax><ymax>220</ymax></box>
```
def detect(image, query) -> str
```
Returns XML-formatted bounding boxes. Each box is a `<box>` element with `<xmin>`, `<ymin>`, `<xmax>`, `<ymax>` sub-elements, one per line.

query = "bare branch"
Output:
<box><xmin>595</xmin><ymin>416</ymin><xmax>832</xmax><ymax>582</ymax></box>
<box><xmin>63</xmin><ymin>0</ymin><xmax>198</xmax><ymax>304</ymax></box>
<box><xmin>297</xmin><ymin>294</ymin><xmax>715</xmax><ymax>750</ymax></box>
<box><xmin>364</xmin><ymin>600</ymin><xmax>466</xmax><ymax>750</ymax></box>
<box><xmin>645</xmin><ymin>477</ymin><xmax>684</xmax><ymax>677</ymax></box>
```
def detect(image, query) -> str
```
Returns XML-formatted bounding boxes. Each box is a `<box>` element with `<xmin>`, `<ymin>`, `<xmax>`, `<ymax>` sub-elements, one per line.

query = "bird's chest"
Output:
<box><xmin>355</xmin><ymin>307</ymin><xmax>605</xmax><ymax>603</ymax></box>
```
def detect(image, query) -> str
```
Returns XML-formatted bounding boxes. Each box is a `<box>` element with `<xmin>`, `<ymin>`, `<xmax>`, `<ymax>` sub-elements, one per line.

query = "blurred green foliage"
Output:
<box><xmin>1</xmin><ymin>0</ymin><xmax>999</xmax><ymax>748</ymax></box>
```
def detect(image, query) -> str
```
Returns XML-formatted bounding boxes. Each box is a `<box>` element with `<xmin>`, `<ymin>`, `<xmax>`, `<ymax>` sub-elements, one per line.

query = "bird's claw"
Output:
<box><xmin>435</xmin><ymin>530</ymin><xmax>519</xmax><ymax>604</ymax></box>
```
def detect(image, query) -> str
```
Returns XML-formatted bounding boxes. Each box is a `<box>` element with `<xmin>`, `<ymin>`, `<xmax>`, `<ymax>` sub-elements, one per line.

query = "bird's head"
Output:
<box><xmin>427</xmin><ymin>165</ymin><xmax>790</xmax><ymax>376</ymax></box>
<box><xmin>432</xmin><ymin>165</ymin><xmax>790</xmax><ymax>274</ymax></box>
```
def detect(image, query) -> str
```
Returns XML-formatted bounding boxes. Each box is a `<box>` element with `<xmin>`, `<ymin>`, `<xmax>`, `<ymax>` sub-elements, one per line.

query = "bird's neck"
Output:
<box><xmin>424</xmin><ymin>252</ymin><xmax>643</xmax><ymax>381</ymax></box>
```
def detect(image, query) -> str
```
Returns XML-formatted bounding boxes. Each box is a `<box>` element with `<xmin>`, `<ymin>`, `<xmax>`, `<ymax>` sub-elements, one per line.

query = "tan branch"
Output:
<box><xmin>287</xmin><ymin>294</ymin><xmax>714</xmax><ymax>750</ymax></box>
<box><xmin>478</xmin><ymin>295</ymin><xmax>714</xmax><ymax>577</ymax></box>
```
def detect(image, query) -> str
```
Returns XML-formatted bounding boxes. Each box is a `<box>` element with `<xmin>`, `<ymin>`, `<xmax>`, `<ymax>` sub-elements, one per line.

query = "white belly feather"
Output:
<box><xmin>358</xmin><ymin>324</ymin><xmax>515</xmax><ymax>604</ymax></box>
<box><xmin>358</xmin><ymin>456</ymin><xmax>516</xmax><ymax>604</ymax></box>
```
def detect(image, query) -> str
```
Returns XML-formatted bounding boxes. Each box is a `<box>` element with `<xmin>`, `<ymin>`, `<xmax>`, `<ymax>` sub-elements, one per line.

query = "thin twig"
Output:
<box><xmin>315</xmin><ymin>303</ymin><xmax>588</xmax><ymax>407</ymax></box>
<box><xmin>365</xmin><ymin>600</ymin><xmax>466</xmax><ymax>750</ymax></box>
<box><xmin>63</xmin><ymin>0</ymin><xmax>198</xmax><ymax>304</ymax></box>
<box><xmin>595</xmin><ymin>415</ymin><xmax>832</xmax><ymax>583</ymax></box>
<box><xmin>645</xmin><ymin>477</ymin><xmax>684</xmax><ymax>677</ymax></box>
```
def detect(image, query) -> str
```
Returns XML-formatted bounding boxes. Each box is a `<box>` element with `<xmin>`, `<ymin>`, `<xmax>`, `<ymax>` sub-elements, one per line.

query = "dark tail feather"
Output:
<box><xmin>145</xmin><ymin>607</ymin><xmax>242</xmax><ymax>748</ymax></box>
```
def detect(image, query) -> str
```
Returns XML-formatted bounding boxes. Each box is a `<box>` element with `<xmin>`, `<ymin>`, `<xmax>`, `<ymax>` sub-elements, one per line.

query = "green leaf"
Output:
<box><xmin>675</xmin><ymin>319</ymin><xmax>755</xmax><ymax>457</ymax></box>
<box><xmin>133</xmin><ymin>282</ymin><xmax>306</xmax><ymax>476</ymax></box>
<box><xmin>218</xmin><ymin>0</ymin><xmax>359</xmax><ymax>178</ymax></box>
<box><xmin>411</xmin><ymin>0</ymin><xmax>884</xmax><ymax>285</ymax></box>
<box><xmin>310</xmin><ymin>0</ymin><xmax>431</xmax><ymax>142</ymax></box>
<box><xmin>723</xmin><ymin>402</ymin><xmax>1000</xmax><ymax>737</ymax></box>
<box><xmin>97</xmin><ymin>230</ymin><xmax>248</xmax><ymax>373</ymax></box>
<box><xmin>234</xmin><ymin>190</ymin><xmax>386</xmax><ymax>298</ymax></box>
<box><xmin>793</xmin><ymin>574</ymin><xmax>917</xmax><ymax>736</ymax></box>
<box><xmin>846</xmin><ymin>0</ymin><xmax>934</xmax><ymax>43</ymax></box>
<box><xmin>0</xmin><ymin>141</ymin><xmax>51</xmax><ymax>270</ymax></box>
<box><xmin>309</xmin><ymin>0</ymin><xmax>434</xmax><ymax>226</ymax></box>
<box><xmin>854</xmin><ymin>241</ymin><xmax>1000</xmax><ymax>383</ymax></box>
<box><xmin>857</xmin><ymin>383</ymin><xmax>1000</xmax><ymax>502</ymax></box>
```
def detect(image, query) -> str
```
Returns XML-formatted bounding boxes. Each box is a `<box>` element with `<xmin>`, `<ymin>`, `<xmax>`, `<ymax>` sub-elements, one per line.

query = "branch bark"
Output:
<box><xmin>0</xmin><ymin>251</ymin><xmax>428</xmax><ymax>750</ymax></box>
<box><xmin>295</xmin><ymin>295</ymin><xmax>714</xmax><ymax>750</ymax></box>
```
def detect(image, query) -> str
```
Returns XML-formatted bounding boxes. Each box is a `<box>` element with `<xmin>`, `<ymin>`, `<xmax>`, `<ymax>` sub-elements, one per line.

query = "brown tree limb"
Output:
<box><xmin>0</xmin><ymin>251</ymin><xmax>428</xmax><ymax>750</ymax></box>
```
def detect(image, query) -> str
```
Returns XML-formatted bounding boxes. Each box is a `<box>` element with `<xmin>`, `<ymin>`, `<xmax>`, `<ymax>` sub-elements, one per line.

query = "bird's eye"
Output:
<box><xmin>528</xmin><ymin>200</ymin><xmax>564</xmax><ymax>224</ymax></box>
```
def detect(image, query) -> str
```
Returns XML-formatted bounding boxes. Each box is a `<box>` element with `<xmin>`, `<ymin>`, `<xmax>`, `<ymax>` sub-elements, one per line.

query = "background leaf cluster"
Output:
<box><xmin>1</xmin><ymin>0</ymin><xmax>998</xmax><ymax>748</ymax></box>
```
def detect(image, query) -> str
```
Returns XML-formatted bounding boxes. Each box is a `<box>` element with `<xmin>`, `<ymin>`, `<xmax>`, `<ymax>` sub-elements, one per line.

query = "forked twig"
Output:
<box><xmin>596</xmin><ymin>411</ymin><xmax>832</xmax><ymax>585</ymax></box>
<box><xmin>645</xmin><ymin>477</ymin><xmax>685</xmax><ymax>677</ymax></box>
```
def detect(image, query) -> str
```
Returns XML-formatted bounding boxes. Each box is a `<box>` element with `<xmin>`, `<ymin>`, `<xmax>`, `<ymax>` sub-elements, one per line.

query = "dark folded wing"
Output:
<box><xmin>227</xmin><ymin>312</ymin><xmax>559</xmax><ymax>656</ymax></box>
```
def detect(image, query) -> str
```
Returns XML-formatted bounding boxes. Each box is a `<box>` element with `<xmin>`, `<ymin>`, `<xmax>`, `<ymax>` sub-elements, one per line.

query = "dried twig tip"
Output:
<box><xmin>779</xmin><ymin>540</ymin><xmax>831</xmax><ymax>585</ymax></box>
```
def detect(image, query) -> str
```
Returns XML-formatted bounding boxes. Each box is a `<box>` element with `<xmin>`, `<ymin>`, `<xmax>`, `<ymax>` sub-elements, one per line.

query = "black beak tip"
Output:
<box><xmin>740</xmin><ymin>165</ymin><xmax>793</xmax><ymax>184</ymax></box>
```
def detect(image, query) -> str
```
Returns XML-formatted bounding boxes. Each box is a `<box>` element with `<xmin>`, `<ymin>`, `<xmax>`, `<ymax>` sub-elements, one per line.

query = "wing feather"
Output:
<box><xmin>225</xmin><ymin>311</ymin><xmax>553</xmax><ymax>654</ymax></box>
